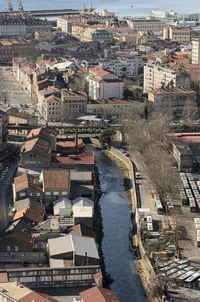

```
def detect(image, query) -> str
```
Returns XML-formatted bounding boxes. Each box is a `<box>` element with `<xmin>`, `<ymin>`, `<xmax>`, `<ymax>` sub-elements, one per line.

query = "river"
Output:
<box><xmin>94</xmin><ymin>149</ymin><xmax>146</xmax><ymax>302</ymax></box>
<box><xmin>0</xmin><ymin>0</ymin><xmax>198</xmax><ymax>17</ymax></box>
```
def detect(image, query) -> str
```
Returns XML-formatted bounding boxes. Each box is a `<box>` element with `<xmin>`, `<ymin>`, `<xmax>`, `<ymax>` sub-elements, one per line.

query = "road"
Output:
<box><xmin>0</xmin><ymin>67</ymin><xmax>31</xmax><ymax>106</ymax></box>
<box><xmin>0</xmin><ymin>158</ymin><xmax>18</xmax><ymax>230</ymax></box>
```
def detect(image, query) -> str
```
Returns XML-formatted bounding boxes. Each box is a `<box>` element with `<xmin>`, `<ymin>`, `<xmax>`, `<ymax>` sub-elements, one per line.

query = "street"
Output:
<box><xmin>0</xmin><ymin>67</ymin><xmax>32</xmax><ymax>106</ymax></box>
<box><xmin>0</xmin><ymin>158</ymin><xmax>18</xmax><ymax>230</ymax></box>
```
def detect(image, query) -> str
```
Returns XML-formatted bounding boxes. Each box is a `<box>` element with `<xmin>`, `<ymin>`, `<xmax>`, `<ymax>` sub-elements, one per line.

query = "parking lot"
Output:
<box><xmin>0</xmin><ymin>67</ymin><xmax>32</xmax><ymax>106</ymax></box>
<box><xmin>129</xmin><ymin>149</ymin><xmax>200</xmax><ymax>260</ymax></box>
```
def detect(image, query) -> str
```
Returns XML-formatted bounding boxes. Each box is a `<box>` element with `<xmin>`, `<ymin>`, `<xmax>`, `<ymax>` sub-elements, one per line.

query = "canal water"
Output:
<box><xmin>94</xmin><ymin>150</ymin><xmax>146</xmax><ymax>302</ymax></box>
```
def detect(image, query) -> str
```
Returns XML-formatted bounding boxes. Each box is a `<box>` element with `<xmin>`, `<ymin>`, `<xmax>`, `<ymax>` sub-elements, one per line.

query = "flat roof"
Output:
<box><xmin>0</xmin><ymin>282</ymin><xmax>32</xmax><ymax>300</ymax></box>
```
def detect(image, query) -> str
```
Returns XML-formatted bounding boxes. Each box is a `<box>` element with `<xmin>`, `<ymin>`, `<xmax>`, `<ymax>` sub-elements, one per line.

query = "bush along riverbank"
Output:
<box><xmin>93</xmin><ymin>165</ymin><xmax>113</xmax><ymax>288</ymax></box>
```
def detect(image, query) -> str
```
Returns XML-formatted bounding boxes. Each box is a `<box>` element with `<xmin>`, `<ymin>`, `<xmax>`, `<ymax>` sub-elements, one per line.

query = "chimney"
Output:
<box><xmin>85</xmin><ymin>252</ymin><xmax>88</xmax><ymax>265</ymax></box>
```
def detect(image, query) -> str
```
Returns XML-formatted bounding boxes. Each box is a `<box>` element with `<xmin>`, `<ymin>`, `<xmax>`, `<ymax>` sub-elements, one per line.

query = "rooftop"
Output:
<box><xmin>80</xmin><ymin>286</ymin><xmax>120</xmax><ymax>302</ymax></box>
<box><xmin>42</xmin><ymin>169</ymin><xmax>70</xmax><ymax>190</ymax></box>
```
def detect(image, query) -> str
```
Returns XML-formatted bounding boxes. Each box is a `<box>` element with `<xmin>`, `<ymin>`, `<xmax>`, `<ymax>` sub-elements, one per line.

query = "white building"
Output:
<box><xmin>98</xmin><ymin>55</ymin><xmax>143</xmax><ymax>78</ymax></box>
<box><xmin>192</xmin><ymin>38</ymin><xmax>200</xmax><ymax>64</ymax></box>
<box><xmin>144</xmin><ymin>62</ymin><xmax>191</xmax><ymax>93</ymax></box>
<box><xmin>72</xmin><ymin>197</ymin><xmax>94</xmax><ymax>218</ymax></box>
<box><xmin>53</xmin><ymin>197</ymin><xmax>72</xmax><ymax>216</ymax></box>
<box><xmin>87</xmin><ymin>66</ymin><xmax>124</xmax><ymax>100</ymax></box>
<box><xmin>149</xmin><ymin>10</ymin><xmax>177</xmax><ymax>18</ymax></box>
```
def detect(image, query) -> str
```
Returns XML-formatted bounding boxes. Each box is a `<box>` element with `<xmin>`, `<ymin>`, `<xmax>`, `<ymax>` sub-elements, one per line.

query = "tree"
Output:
<box><xmin>99</xmin><ymin>128</ymin><xmax>116</xmax><ymax>148</ymax></box>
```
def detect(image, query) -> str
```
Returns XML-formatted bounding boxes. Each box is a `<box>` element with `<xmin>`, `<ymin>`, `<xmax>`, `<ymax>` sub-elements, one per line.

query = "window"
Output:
<box><xmin>45</xmin><ymin>191</ymin><xmax>51</xmax><ymax>195</ymax></box>
<box><xmin>19</xmin><ymin>192</ymin><xmax>25</xmax><ymax>197</ymax></box>
<box><xmin>53</xmin><ymin>191</ymin><xmax>59</xmax><ymax>195</ymax></box>
<box><xmin>7</xmin><ymin>245</ymin><xmax>11</xmax><ymax>252</ymax></box>
<box><xmin>15</xmin><ymin>246</ymin><xmax>19</xmax><ymax>252</ymax></box>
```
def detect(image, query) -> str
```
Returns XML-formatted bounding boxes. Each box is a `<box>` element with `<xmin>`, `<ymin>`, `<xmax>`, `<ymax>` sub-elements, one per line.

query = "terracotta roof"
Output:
<box><xmin>27</xmin><ymin>127</ymin><xmax>55</xmax><ymax>141</ymax></box>
<box><xmin>22</xmin><ymin>137</ymin><xmax>51</xmax><ymax>156</ymax></box>
<box><xmin>42</xmin><ymin>169</ymin><xmax>70</xmax><ymax>190</ymax></box>
<box><xmin>14</xmin><ymin>174</ymin><xmax>42</xmax><ymax>193</ymax></box>
<box><xmin>45</xmin><ymin>95</ymin><xmax>62</xmax><ymax>103</ymax></box>
<box><xmin>0</xmin><ymin>272</ymin><xmax>8</xmax><ymax>282</ymax></box>
<box><xmin>14</xmin><ymin>174</ymin><xmax>29</xmax><ymax>192</ymax></box>
<box><xmin>149</xmin><ymin>87</ymin><xmax>196</xmax><ymax>95</ymax></box>
<box><xmin>56</xmin><ymin>139</ymin><xmax>85</xmax><ymax>149</ymax></box>
<box><xmin>61</xmin><ymin>89</ymin><xmax>87</xmax><ymax>98</ymax></box>
<box><xmin>19</xmin><ymin>292</ymin><xmax>59</xmax><ymax>302</ymax></box>
<box><xmin>53</xmin><ymin>150</ymin><xmax>94</xmax><ymax>165</ymax></box>
<box><xmin>89</xmin><ymin>66</ymin><xmax>111</xmax><ymax>78</ymax></box>
<box><xmin>12</xmin><ymin>206</ymin><xmax>44</xmax><ymax>223</ymax></box>
<box><xmin>168</xmin><ymin>133</ymin><xmax>200</xmax><ymax>144</ymax></box>
<box><xmin>80</xmin><ymin>286</ymin><xmax>120</xmax><ymax>302</ymax></box>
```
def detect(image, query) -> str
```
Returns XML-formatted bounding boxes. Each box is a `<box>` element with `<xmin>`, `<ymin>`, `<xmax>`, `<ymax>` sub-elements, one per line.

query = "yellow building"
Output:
<box><xmin>163</xmin><ymin>26</ymin><xmax>190</xmax><ymax>42</ymax></box>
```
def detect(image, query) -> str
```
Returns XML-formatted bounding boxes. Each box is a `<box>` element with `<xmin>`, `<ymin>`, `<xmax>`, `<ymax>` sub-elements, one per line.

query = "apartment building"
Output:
<box><xmin>98</xmin><ymin>55</ymin><xmax>144</xmax><ymax>78</ymax></box>
<box><xmin>148</xmin><ymin>87</ymin><xmax>196</xmax><ymax>117</ymax></box>
<box><xmin>163</xmin><ymin>26</ymin><xmax>190</xmax><ymax>42</ymax></box>
<box><xmin>0</xmin><ymin>14</ymin><xmax>52</xmax><ymax>37</ymax></box>
<box><xmin>81</xmin><ymin>28</ymin><xmax>113</xmax><ymax>42</ymax></box>
<box><xmin>61</xmin><ymin>89</ymin><xmax>87</xmax><ymax>121</ymax></box>
<box><xmin>128</xmin><ymin>18</ymin><xmax>165</xmax><ymax>34</ymax></box>
<box><xmin>143</xmin><ymin>62</ymin><xmax>191</xmax><ymax>93</ymax></box>
<box><xmin>192</xmin><ymin>38</ymin><xmax>200</xmax><ymax>64</ymax></box>
<box><xmin>0</xmin><ymin>39</ymin><xmax>33</xmax><ymax>64</ymax></box>
<box><xmin>87</xmin><ymin>98</ymin><xmax>136</xmax><ymax>117</ymax></box>
<box><xmin>87</xmin><ymin>66</ymin><xmax>124</xmax><ymax>100</ymax></box>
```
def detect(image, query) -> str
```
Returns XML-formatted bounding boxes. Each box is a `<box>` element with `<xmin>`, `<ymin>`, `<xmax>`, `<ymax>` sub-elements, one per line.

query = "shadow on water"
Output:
<box><xmin>94</xmin><ymin>149</ymin><xmax>147</xmax><ymax>302</ymax></box>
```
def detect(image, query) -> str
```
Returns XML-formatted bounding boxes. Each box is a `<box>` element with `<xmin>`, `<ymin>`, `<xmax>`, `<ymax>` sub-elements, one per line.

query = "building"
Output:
<box><xmin>48</xmin><ymin>234</ymin><xmax>99</xmax><ymax>267</ymax></box>
<box><xmin>79</xmin><ymin>286</ymin><xmax>120</xmax><ymax>302</ymax></box>
<box><xmin>163</xmin><ymin>26</ymin><xmax>190</xmax><ymax>42</ymax></box>
<box><xmin>20</xmin><ymin>127</ymin><xmax>56</xmax><ymax>168</ymax></box>
<box><xmin>0</xmin><ymin>14</ymin><xmax>52</xmax><ymax>37</ymax></box>
<box><xmin>192</xmin><ymin>38</ymin><xmax>200</xmax><ymax>64</ymax></box>
<box><xmin>143</xmin><ymin>62</ymin><xmax>191</xmax><ymax>93</ymax></box>
<box><xmin>148</xmin><ymin>87</ymin><xmax>196</xmax><ymax>117</ymax></box>
<box><xmin>35</xmin><ymin>30</ymin><xmax>53</xmax><ymax>41</ymax></box>
<box><xmin>87</xmin><ymin>98</ymin><xmax>137</xmax><ymax>118</ymax></box>
<box><xmin>8</xmin><ymin>112</ymin><xmax>38</xmax><ymax>126</ymax></box>
<box><xmin>98</xmin><ymin>55</ymin><xmax>144</xmax><ymax>78</ymax></box>
<box><xmin>149</xmin><ymin>10</ymin><xmax>177</xmax><ymax>18</ymax></box>
<box><xmin>61</xmin><ymin>89</ymin><xmax>88</xmax><ymax>121</ymax></box>
<box><xmin>87</xmin><ymin>67</ymin><xmax>124</xmax><ymax>100</ymax></box>
<box><xmin>13</xmin><ymin>169</ymin><xmax>71</xmax><ymax>204</ymax></box>
<box><xmin>129</xmin><ymin>18</ymin><xmax>165</xmax><ymax>34</ymax></box>
<box><xmin>40</xmin><ymin>169</ymin><xmax>71</xmax><ymax>203</ymax></box>
<box><xmin>56</xmin><ymin>139</ymin><xmax>85</xmax><ymax>155</ymax></box>
<box><xmin>72</xmin><ymin>197</ymin><xmax>94</xmax><ymax>229</ymax></box>
<box><xmin>168</xmin><ymin>133</ymin><xmax>200</xmax><ymax>171</ymax></box>
<box><xmin>0</xmin><ymin>39</ymin><xmax>33</xmax><ymax>64</ymax></box>
<box><xmin>57</xmin><ymin>15</ymin><xmax>82</xmax><ymax>34</ymax></box>
<box><xmin>53</xmin><ymin>197</ymin><xmax>72</xmax><ymax>216</ymax></box>
<box><xmin>119</xmin><ymin>33</ymin><xmax>140</xmax><ymax>44</ymax></box>
<box><xmin>81</xmin><ymin>28</ymin><xmax>113</xmax><ymax>42</ymax></box>
<box><xmin>0</xmin><ymin>282</ymin><xmax>59</xmax><ymax>302</ymax></box>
